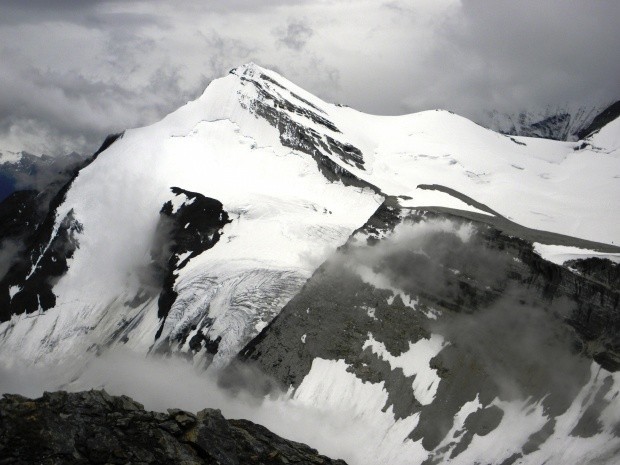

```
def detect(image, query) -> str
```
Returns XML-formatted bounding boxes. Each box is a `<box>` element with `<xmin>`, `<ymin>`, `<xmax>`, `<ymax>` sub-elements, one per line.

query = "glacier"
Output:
<box><xmin>0</xmin><ymin>62</ymin><xmax>619</xmax><ymax>465</ymax></box>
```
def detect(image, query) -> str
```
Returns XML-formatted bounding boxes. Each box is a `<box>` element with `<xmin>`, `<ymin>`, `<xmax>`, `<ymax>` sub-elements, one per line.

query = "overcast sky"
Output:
<box><xmin>1</xmin><ymin>0</ymin><xmax>619</xmax><ymax>156</ymax></box>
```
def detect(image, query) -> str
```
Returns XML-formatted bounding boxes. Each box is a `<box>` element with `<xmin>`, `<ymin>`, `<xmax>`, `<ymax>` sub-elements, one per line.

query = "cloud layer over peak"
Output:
<box><xmin>1</xmin><ymin>0</ymin><xmax>618</xmax><ymax>156</ymax></box>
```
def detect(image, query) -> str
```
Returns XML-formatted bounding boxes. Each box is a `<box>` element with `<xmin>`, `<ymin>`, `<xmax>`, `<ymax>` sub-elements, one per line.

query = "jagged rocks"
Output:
<box><xmin>0</xmin><ymin>390</ymin><xmax>347</xmax><ymax>465</ymax></box>
<box><xmin>0</xmin><ymin>209</ymin><xmax>83</xmax><ymax>319</ymax></box>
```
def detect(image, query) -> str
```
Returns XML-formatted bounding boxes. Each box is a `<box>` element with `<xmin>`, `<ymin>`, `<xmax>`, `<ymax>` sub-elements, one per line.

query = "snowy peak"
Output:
<box><xmin>224</xmin><ymin>63</ymin><xmax>371</xmax><ymax>180</ymax></box>
<box><xmin>0</xmin><ymin>63</ymin><xmax>619</xmax><ymax>365</ymax></box>
<box><xmin>229</xmin><ymin>62</ymin><xmax>332</xmax><ymax>116</ymax></box>
<box><xmin>0</xmin><ymin>62</ymin><xmax>385</xmax><ymax>367</ymax></box>
<box><xmin>1</xmin><ymin>63</ymin><xmax>620</xmax><ymax>465</ymax></box>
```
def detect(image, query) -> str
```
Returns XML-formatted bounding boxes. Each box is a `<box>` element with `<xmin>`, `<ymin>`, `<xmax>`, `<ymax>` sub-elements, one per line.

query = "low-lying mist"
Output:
<box><xmin>0</xmin><ymin>216</ymin><xmax>617</xmax><ymax>465</ymax></box>
<box><xmin>0</xmin><ymin>350</ymin><xmax>406</xmax><ymax>465</ymax></box>
<box><xmin>351</xmin><ymin>218</ymin><xmax>592</xmax><ymax>407</ymax></box>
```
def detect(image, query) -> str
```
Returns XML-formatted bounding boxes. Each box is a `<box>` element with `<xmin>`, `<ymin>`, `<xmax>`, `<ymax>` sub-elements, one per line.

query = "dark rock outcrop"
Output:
<box><xmin>236</xmin><ymin>202</ymin><xmax>619</xmax><ymax>458</ymax></box>
<box><xmin>0</xmin><ymin>133</ymin><xmax>123</xmax><ymax>322</ymax></box>
<box><xmin>152</xmin><ymin>187</ymin><xmax>231</xmax><ymax>343</ymax></box>
<box><xmin>0</xmin><ymin>390</ymin><xmax>347</xmax><ymax>465</ymax></box>
<box><xmin>576</xmin><ymin>100</ymin><xmax>620</xmax><ymax>140</ymax></box>
<box><xmin>232</xmin><ymin>67</ymin><xmax>376</xmax><ymax>192</ymax></box>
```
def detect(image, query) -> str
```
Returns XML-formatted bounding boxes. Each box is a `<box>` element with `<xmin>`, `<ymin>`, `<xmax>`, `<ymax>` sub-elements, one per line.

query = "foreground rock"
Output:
<box><xmin>0</xmin><ymin>390</ymin><xmax>346</xmax><ymax>465</ymax></box>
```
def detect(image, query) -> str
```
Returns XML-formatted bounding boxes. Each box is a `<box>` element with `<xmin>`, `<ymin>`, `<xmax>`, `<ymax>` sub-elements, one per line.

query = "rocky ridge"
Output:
<box><xmin>0</xmin><ymin>390</ymin><xmax>346</xmax><ymax>465</ymax></box>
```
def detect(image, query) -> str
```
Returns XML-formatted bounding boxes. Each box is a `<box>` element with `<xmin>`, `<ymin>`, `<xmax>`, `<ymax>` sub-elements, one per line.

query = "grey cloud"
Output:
<box><xmin>0</xmin><ymin>17</ymin><xmax>258</xmax><ymax>155</ymax></box>
<box><xmin>0</xmin><ymin>0</ymin><xmax>618</xmax><ymax>155</ymax></box>
<box><xmin>0</xmin><ymin>0</ymin><xmax>105</xmax><ymax>25</ymax></box>
<box><xmin>0</xmin><ymin>0</ymin><xmax>106</xmax><ymax>7</ymax></box>
<box><xmin>275</xmin><ymin>20</ymin><xmax>314</xmax><ymax>51</ymax></box>
<box><xmin>0</xmin><ymin>0</ymin><xmax>166</xmax><ymax>29</ymax></box>
<box><xmin>85</xmin><ymin>11</ymin><xmax>170</xmax><ymax>31</ymax></box>
<box><xmin>199</xmin><ymin>29</ymin><xmax>257</xmax><ymax>77</ymax></box>
<box><xmin>0</xmin><ymin>66</ymin><xmax>159</xmax><ymax>155</ymax></box>
<box><xmin>0</xmin><ymin>30</ymin><xmax>204</xmax><ymax>156</ymax></box>
<box><xmin>176</xmin><ymin>0</ymin><xmax>314</xmax><ymax>15</ymax></box>
<box><xmin>402</xmin><ymin>0</ymin><xmax>620</xmax><ymax>120</ymax></box>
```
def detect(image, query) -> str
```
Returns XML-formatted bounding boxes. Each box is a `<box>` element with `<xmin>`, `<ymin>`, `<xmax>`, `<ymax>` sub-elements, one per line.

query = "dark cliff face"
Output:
<box><xmin>0</xmin><ymin>390</ymin><xmax>347</xmax><ymax>465</ymax></box>
<box><xmin>0</xmin><ymin>133</ymin><xmax>123</xmax><ymax>322</ymax></box>
<box><xmin>0</xmin><ymin>209</ymin><xmax>83</xmax><ymax>319</ymax></box>
<box><xmin>233</xmin><ymin>69</ymin><xmax>376</xmax><ymax>192</ymax></box>
<box><xmin>235</xmin><ymin>202</ymin><xmax>620</xmax><ymax>461</ymax></box>
<box><xmin>150</xmin><ymin>187</ymin><xmax>232</xmax><ymax>350</ymax></box>
<box><xmin>577</xmin><ymin>100</ymin><xmax>620</xmax><ymax>139</ymax></box>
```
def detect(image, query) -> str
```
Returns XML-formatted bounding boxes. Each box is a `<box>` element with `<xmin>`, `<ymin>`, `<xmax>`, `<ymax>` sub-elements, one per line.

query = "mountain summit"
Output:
<box><xmin>0</xmin><ymin>63</ymin><xmax>619</xmax><ymax>465</ymax></box>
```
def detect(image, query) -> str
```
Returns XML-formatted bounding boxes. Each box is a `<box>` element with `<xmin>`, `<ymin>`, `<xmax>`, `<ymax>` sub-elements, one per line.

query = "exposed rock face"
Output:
<box><xmin>232</xmin><ymin>66</ymin><xmax>375</xmax><ymax>191</ymax></box>
<box><xmin>152</xmin><ymin>187</ymin><xmax>232</xmax><ymax>342</ymax></box>
<box><xmin>484</xmin><ymin>105</ymin><xmax>606</xmax><ymax>141</ymax></box>
<box><xmin>236</xmin><ymin>204</ymin><xmax>620</xmax><ymax>462</ymax></box>
<box><xmin>0</xmin><ymin>390</ymin><xmax>347</xmax><ymax>465</ymax></box>
<box><xmin>0</xmin><ymin>133</ymin><xmax>123</xmax><ymax>321</ymax></box>
<box><xmin>576</xmin><ymin>100</ymin><xmax>620</xmax><ymax>139</ymax></box>
<box><xmin>2</xmin><ymin>208</ymin><xmax>83</xmax><ymax>316</ymax></box>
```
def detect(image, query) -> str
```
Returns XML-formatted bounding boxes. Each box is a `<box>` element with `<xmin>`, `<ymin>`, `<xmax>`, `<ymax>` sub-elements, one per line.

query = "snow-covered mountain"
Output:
<box><xmin>1</xmin><ymin>63</ymin><xmax>619</xmax><ymax>464</ymax></box>
<box><xmin>0</xmin><ymin>149</ymin><xmax>86</xmax><ymax>201</ymax></box>
<box><xmin>483</xmin><ymin>103</ymin><xmax>616</xmax><ymax>141</ymax></box>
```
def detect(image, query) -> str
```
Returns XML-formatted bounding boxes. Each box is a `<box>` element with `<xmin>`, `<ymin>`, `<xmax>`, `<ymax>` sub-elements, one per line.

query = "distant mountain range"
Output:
<box><xmin>484</xmin><ymin>100</ymin><xmax>620</xmax><ymax>141</ymax></box>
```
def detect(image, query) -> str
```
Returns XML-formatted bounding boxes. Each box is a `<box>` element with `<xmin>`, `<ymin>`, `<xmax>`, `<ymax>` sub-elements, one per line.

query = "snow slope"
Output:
<box><xmin>1</xmin><ymin>62</ymin><xmax>619</xmax><ymax>367</ymax></box>
<box><xmin>326</xmin><ymin>106</ymin><xmax>620</xmax><ymax>245</ymax></box>
<box><xmin>289</xmin><ymin>357</ymin><xmax>620</xmax><ymax>465</ymax></box>
<box><xmin>1</xmin><ymin>62</ymin><xmax>619</xmax><ymax>465</ymax></box>
<box><xmin>0</xmin><ymin>65</ymin><xmax>382</xmax><ymax>367</ymax></box>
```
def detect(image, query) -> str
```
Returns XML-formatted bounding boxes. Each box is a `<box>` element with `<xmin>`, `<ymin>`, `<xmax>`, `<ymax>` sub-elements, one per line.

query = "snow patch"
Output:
<box><xmin>8</xmin><ymin>285</ymin><xmax>20</xmax><ymax>299</ymax></box>
<box><xmin>533</xmin><ymin>243</ymin><xmax>620</xmax><ymax>265</ymax></box>
<box><xmin>363</xmin><ymin>332</ymin><xmax>445</xmax><ymax>405</ymax></box>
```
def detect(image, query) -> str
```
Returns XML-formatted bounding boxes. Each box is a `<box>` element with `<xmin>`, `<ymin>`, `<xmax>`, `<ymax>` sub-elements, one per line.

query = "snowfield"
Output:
<box><xmin>1</xmin><ymin>63</ymin><xmax>619</xmax><ymax>465</ymax></box>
